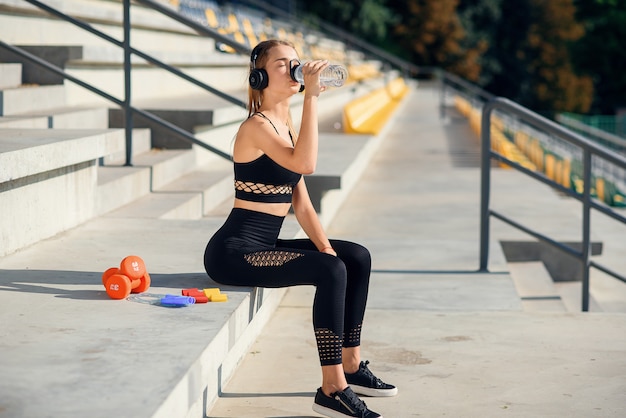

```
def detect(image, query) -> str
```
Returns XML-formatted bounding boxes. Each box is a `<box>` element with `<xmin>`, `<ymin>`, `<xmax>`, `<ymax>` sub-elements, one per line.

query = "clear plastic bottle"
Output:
<box><xmin>291</xmin><ymin>63</ymin><xmax>348</xmax><ymax>87</ymax></box>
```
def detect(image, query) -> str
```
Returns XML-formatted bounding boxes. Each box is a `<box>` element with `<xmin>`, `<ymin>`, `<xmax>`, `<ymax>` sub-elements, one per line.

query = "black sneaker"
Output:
<box><xmin>345</xmin><ymin>361</ymin><xmax>398</xmax><ymax>397</ymax></box>
<box><xmin>312</xmin><ymin>386</ymin><xmax>382</xmax><ymax>418</ymax></box>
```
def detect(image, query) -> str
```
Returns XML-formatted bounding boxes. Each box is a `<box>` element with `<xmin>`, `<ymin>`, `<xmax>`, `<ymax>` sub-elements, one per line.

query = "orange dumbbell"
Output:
<box><xmin>102</xmin><ymin>255</ymin><xmax>151</xmax><ymax>300</ymax></box>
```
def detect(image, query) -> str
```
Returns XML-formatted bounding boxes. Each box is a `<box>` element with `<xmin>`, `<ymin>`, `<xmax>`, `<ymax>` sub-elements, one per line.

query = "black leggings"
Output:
<box><xmin>204</xmin><ymin>208</ymin><xmax>371</xmax><ymax>366</ymax></box>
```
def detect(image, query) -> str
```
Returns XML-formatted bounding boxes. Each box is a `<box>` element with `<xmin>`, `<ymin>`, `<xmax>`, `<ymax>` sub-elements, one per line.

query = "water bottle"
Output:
<box><xmin>291</xmin><ymin>63</ymin><xmax>348</xmax><ymax>87</ymax></box>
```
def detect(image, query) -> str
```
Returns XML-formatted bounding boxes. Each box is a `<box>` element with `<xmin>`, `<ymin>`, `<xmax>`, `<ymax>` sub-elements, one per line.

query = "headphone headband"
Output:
<box><xmin>250</xmin><ymin>45</ymin><xmax>261</xmax><ymax>69</ymax></box>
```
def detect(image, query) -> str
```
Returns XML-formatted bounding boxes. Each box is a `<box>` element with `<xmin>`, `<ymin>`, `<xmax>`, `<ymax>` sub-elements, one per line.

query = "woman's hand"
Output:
<box><xmin>302</xmin><ymin>60</ymin><xmax>329</xmax><ymax>97</ymax></box>
<box><xmin>320</xmin><ymin>246</ymin><xmax>337</xmax><ymax>256</ymax></box>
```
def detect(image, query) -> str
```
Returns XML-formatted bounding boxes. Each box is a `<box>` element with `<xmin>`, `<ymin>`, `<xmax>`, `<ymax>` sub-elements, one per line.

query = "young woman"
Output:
<box><xmin>204</xmin><ymin>39</ymin><xmax>396</xmax><ymax>418</ymax></box>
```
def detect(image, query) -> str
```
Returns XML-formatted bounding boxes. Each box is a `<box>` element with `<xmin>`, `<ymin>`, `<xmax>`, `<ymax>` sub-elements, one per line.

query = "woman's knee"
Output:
<box><xmin>333</xmin><ymin>240</ymin><xmax>371</xmax><ymax>270</ymax></box>
<box><xmin>316</xmin><ymin>257</ymin><xmax>348</xmax><ymax>290</ymax></box>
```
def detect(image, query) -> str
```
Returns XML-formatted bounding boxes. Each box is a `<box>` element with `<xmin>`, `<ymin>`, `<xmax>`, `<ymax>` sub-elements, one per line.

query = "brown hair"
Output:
<box><xmin>247</xmin><ymin>39</ymin><xmax>298</xmax><ymax>141</ymax></box>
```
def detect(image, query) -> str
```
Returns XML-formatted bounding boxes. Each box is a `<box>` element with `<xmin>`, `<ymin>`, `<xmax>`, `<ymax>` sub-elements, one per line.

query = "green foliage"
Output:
<box><xmin>572</xmin><ymin>0</ymin><xmax>626</xmax><ymax>113</ymax></box>
<box><xmin>298</xmin><ymin>0</ymin><xmax>396</xmax><ymax>41</ymax></box>
<box><xmin>456</xmin><ymin>0</ymin><xmax>503</xmax><ymax>84</ymax></box>
<box><xmin>523</xmin><ymin>0</ymin><xmax>593</xmax><ymax>114</ymax></box>
<box><xmin>388</xmin><ymin>0</ymin><xmax>467</xmax><ymax>71</ymax></box>
<box><xmin>295</xmin><ymin>0</ymin><xmax>623</xmax><ymax>114</ymax></box>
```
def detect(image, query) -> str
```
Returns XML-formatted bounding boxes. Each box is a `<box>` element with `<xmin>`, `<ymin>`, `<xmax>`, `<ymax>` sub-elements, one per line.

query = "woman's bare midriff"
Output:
<box><xmin>233</xmin><ymin>198</ymin><xmax>292</xmax><ymax>217</ymax></box>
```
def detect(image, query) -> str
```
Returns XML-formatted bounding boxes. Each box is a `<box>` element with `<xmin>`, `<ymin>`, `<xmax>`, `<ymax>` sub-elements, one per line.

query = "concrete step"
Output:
<box><xmin>554</xmin><ymin>281</ymin><xmax>603</xmax><ymax>312</ymax></box>
<box><xmin>157</xmin><ymin>160</ymin><xmax>234</xmax><ymax>215</ymax></box>
<box><xmin>109</xmin><ymin>93</ymin><xmax>248</xmax><ymax>149</ymax></box>
<box><xmin>508</xmin><ymin>261</ymin><xmax>567</xmax><ymax>312</ymax></box>
<box><xmin>0</xmin><ymin>0</ymin><xmax>218</xmax><ymax>51</ymax></box>
<box><xmin>101</xmin><ymin>155</ymin><xmax>233</xmax><ymax>220</ymax></box>
<box><xmin>0</xmin><ymin>115</ymin><xmax>49</xmax><ymax>128</ymax></box>
<box><xmin>0</xmin><ymin>127</ymin><xmax>124</xmax><ymax>183</ymax></box>
<box><xmin>0</xmin><ymin>215</ymin><xmax>294</xmax><ymax>418</ymax></box>
<box><xmin>0</xmin><ymin>85</ymin><xmax>66</xmax><ymax>116</ymax></box>
<box><xmin>99</xmin><ymin>144</ymin><xmax>233</xmax><ymax>220</ymax></box>
<box><xmin>0</xmin><ymin>128</ymin><xmax>127</xmax><ymax>256</ymax></box>
<box><xmin>129</xmin><ymin>148</ymin><xmax>199</xmax><ymax>190</ymax></box>
<box><xmin>0</xmin><ymin>106</ymin><xmax>110</xmax><ymax>129</ymax></box>
<box><xmin>0</xmin><ymin>42</ymin><xmax>242</xmax><ymax>86</ymax></box>
<box><xmin>0</xmin><ymin>62</ymin><xmax>21</xmax><ymax>89</ymax></box>
<box><xmin>96</xmin><ymin>165</ymin><xmax>152</xmax><ymax>216</ymax></box>
<box><xmin>104</xmin><ymin>190</ymin><xmax>204</xmax><ymax>220</ymax></box>
<box><xmin>65</xmin><ymin>63</ymin><xmax>249</xmax><ymax>106</ymax></box>
<box><xmin>100</xmin><ymin>127</ymin><xmax>152</xmax><ymax>165</ymax></box>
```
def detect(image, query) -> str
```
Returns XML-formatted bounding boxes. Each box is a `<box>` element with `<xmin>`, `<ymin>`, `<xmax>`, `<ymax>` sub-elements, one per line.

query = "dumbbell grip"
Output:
<box><xmin>160</xmin><ymin>295</ymin><xmax>195</xmax><ymax>306</ymax></box>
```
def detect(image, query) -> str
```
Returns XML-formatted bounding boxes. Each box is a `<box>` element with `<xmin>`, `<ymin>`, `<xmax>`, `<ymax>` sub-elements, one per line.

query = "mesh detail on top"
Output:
<box><xmin>244</xmin><ymin>250</ymin><xmax>303</xmax><ymax>267</ymax></box>
<box><xmin>235</xmin><ymin>180</ymin><xmax>293</xmax><ymax>195</ymax></box>
<box><xmin>315</xmin><ymin>328</ymin><xmax>343</xmax><ymax>365</ymax></box>
<box><xmin>343</xmin><ymin>323</ymin><xmax>362</xmax><ymax>347</ymax></box>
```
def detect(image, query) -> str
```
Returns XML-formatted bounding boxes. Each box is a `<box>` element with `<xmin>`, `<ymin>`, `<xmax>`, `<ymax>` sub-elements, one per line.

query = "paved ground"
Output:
<box><xmin>207</xmin><ymin>85</ymin><xmax>626</xmax><ymax>418</ymax></box>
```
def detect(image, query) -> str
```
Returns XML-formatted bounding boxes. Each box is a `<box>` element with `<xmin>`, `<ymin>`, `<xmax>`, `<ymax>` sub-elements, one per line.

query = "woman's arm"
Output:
<box><xmin>235</xmin><ymin>60</ymin><xmax>328</xmax><ymax>174</ymax></box>
<box><xmin>292</xmin><ymin>178</ymin><xmax>336</xmax><ymax>255</ymax></box>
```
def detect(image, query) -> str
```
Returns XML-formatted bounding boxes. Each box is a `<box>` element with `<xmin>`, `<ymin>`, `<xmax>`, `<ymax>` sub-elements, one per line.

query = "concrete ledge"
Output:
<box><xmin>0</xmin><ymin>45</ymin><xmax>83</xmax><ymax>85</ymax></box>
<box><xmin>0</xmin><ymin>216</ymin><xmax>294</xmax><ymax>418</ymax></box>
<box><xmin>0</xmin><ymin>106</ymin><xmax>112</xmax><ymax>129</ymax></box>
<box><xmin>304</xmin><ymin>133</ymin><xmax>372</xmax><ymax>213</ymax></box>
<box><xmin>0</xmin><ymin>85</ymin><xmax>65</xmax><ymax>116</ymax></box>
<box><xmin>0</xmin><ymin>129</ymin><xmax>127</xmax><ymax>256</ymax></box>
<box><xmin>0</xmin><ymin>114</ymin><xmax>49</xmax><ymax>128</ymax></box>
<box><xmin>0</xmin><ymin>62</ymin><xmax>21</xmax><ymax>89</ymax></box>
<box><xmin>109</xmin><ymin>93</ymin><xmax>248</xmax><ymax>149</ymax></box>
<box><xmin>0</xmin><ymin>0</ymin><xmax>212</xmax><ymax>39</ymax></box>
<box><xmin>0</xmin><ymin>128</ymin><xmax>124</xmax><ymax>182</ymax></box>
<box><xmin>97</xmin><ymin>165</ymin><xmax>152</xmax><ymax>215</ymax></box>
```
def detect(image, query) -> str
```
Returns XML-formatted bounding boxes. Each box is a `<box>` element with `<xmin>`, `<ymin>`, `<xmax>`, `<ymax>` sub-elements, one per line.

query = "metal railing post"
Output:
<box><xmin>123</xmin><ymin>0</ymin><xmax>133</xmax><ymax>166</ymax></box>
<box><xmin>479</xmin><ymin>100</ymin><xmax>494</xmax><ymax>272</ymax></box>
<box><xmin>581</xmin><ymin>150</ymin><xmax>592</xmax><ymax>311</ymax></box>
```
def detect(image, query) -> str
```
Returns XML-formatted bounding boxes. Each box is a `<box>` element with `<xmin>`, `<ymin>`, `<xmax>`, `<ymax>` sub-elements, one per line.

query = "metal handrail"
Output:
<box><xmin>439</xmin><ymin>71</ymin><xmax>494</xmax><ymax>119</ymax></box>
<box><xmin>11</xmin><ymin>0</ymin><xmax>253</xmax><ymax>164</ymax></box>
<box><xmin>480</xmin><ymin>97</ymin><xmax>626</xmax><ymax>312</ymax></box>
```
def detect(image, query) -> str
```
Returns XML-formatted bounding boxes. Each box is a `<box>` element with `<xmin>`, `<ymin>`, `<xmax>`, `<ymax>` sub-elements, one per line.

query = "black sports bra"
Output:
<box><xmin>233</xmin><ymin>113</ymin><xmax>302</xmax><ymax>203</ymax></box>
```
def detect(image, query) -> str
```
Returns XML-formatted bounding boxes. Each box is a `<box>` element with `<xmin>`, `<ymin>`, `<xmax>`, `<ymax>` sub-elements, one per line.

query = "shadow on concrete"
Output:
<box><xmin>371</xmin><ymin>268</ymin><xmax>508</xmax><ymax>275</ymax></box>
<box><xmin>218</xmin><ymin>391</ymin><xmax>316</xmax><ymax>398</ymax></box>
<box><xmin>0</xmin><ymin>270</ymin><xmax>253</xmax><ymax>300</ymax></box>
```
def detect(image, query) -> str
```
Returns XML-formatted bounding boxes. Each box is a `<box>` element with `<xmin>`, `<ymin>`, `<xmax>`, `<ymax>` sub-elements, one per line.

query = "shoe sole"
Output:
<box><xmin>349</xmin><ymin>384</ymin><xmax>398</xmax><ymax>397</ymax></box>
<box><xmin>313</xmin><ymin>403</ymin><xmax>384</xmax><ymax>418</ymax></box>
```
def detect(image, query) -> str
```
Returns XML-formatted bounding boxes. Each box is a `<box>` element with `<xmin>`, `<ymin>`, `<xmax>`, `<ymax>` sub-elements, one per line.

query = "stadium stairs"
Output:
<box><xmin>2</xmin><ymin>1</ymin><xmax>624</xmax><ymax>416</ymax></box>
<box><xmin>0</xmin><ymin>0</ymin><xmax>410</xmax><ymax>416</ymax></box>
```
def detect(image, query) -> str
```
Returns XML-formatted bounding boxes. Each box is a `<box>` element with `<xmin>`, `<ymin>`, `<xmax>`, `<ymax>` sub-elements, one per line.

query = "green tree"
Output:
<box><xmin>523</xmin><ymin>0</ymin><xmax>593</xmax><ymax>113</ymax></box>
<box><xmin>456</xmin><ymin>0</ymin><xmax>503</xmax><ymax>85</ymax></box>
<box><xmin>387</xmin><ymin>0</ymin><xmax>486</xmax><ymax>80</ymax></box>
<box><xmin>573</xmin><ymin>0</ymin><xmax>626</xmax><ymax>114</ymax></box>
<box><xmin>298</xmin><ymin>0</ymin><xmax>396</xmax><ymax>42</ymax></box>
<box><xmin>479</xmin><ymin>0</ymin><xmax>591</xmax><ymax>114</ymax></box>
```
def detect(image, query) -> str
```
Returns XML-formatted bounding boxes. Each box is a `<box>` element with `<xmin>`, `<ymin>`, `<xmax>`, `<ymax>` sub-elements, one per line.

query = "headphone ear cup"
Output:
<box><xmin>249</xmin><ymin>68</ymin><xmax>269</xmax><ymax>90</ymax></box>
<box><xmin>299</xmin><ymin>84</ymin><xmax>305</xmax><ymax>93</ymax></box>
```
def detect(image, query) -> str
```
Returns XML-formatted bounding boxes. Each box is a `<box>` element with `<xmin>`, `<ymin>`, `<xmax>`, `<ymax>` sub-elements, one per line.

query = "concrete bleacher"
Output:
<box><xmin>0</xmin><ymin>0</ymin><xmax>411</xmax><ymax>416</ymax></box>
<box><xmin>2</xmin><ymin>2</ymin><xmax>626</xmax><ymax>418</ymax></box>
<box><xmin>343</xmin><ymin>77</ymin><xmax>410</xmax><ymax>135</ymax></box>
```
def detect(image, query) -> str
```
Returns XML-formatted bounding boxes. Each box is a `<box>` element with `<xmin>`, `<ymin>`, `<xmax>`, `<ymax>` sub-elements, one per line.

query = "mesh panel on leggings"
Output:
<box><xmin>343</xmin><ymin>323</ymin><xmax>362</xmax><ymax>347</ymax></box>
<box><xmin>315</xmin><ymin>328</ymin><xmax>343</xmax><ymax>365</ymax></box>
<box><xmin>244</xmin><ymin>250</ymin><xmax>303</xmax><ymax>267</ymax></box>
